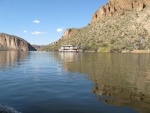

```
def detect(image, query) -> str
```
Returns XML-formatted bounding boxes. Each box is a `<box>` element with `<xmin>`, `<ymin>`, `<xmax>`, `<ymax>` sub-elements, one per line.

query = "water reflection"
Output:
<box><xmin>57</xmin><ymin>53</ymin><xmax>150</xmax><ymax>113</ymax></box>
<box><xmin>58</xmin><ymin>52</ymin><xmax>80</xmax><ymax>72</ymax></box>
<box><xmin>0</xmin><ymin>51</ymin><xmax>28</xmax><ymax>70</ymax></box>
<box><xmin>92</xmin><ymin>84</ymin><xmax>150</xmax><ymax>113</ymax></box>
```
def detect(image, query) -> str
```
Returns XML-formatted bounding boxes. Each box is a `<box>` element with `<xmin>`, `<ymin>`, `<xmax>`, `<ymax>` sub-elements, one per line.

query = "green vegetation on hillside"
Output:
<box><xmin>42</xmin><ymin>7</ymin><xmax>150</xmax><ymax>52</ymax></box>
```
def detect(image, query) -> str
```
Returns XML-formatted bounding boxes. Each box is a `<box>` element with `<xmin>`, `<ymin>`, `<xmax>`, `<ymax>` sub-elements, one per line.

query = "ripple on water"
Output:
<box><xmin>0</xmin><ymin>52</ymin><xmax>149</xmax><ymax>113</ymax></box>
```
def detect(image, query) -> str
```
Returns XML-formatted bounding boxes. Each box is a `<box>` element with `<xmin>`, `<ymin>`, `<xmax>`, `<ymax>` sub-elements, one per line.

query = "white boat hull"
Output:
<box><xmin>59</xmin><ymin>49</ymin><xmax>79</xmax><ymax>52</ymax></box>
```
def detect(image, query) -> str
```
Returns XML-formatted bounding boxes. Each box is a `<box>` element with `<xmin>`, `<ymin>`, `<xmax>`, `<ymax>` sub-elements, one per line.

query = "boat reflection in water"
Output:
<box><xmin>58</xmin><ymin>53</ymin><xmax>150</xmax><ymax>113</ymax></box>
<box><xmin>58</xmin><ymin>52</ymin><xmax>80</xmax><ymax>72</ymax></box>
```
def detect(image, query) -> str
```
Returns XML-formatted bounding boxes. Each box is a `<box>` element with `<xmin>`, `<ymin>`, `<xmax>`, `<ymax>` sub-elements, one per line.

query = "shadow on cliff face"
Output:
<box><xmin>0</xmin><ymin>33</ymin><xmax>36</xmax><ymax>51</ymax></box>
<box><xmin>28</xmin><ymin>43</ymin><xmax>37</xmax><ymax>51</ymax></box>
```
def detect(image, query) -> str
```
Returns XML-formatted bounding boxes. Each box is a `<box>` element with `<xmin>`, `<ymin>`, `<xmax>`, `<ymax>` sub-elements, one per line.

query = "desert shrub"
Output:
<box><xmin>97</xmin><ymin>47</ymin><xmax>111</xmax><ymax>52</ymax></box>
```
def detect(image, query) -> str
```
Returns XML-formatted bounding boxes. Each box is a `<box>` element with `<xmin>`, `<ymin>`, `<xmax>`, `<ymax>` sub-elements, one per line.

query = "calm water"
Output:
<box><xmin>0</xmin><ymin>51</ymin><xmax>150</xmax><ymax>113</ymax></box>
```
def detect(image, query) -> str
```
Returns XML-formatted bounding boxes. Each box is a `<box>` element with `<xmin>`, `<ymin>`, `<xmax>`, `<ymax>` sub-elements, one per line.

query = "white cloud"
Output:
<box><xmin>31</xmin><ymin>31</ymin><xmax>46</xmax><ymax>35</ymax></box>
<box><xmin>57</xmin><ymin>28</ymin><xmax>63</xmax><ymax>33</ymax></box>
<box><xmin>33</xmin><ymin>20</ymin><xmax>40</xmax><ymax>23</ymax></box>
<box><xmin>23</xmin><ymin>30</ymin><xmax>27</xmax><ymax>33</ymax></box>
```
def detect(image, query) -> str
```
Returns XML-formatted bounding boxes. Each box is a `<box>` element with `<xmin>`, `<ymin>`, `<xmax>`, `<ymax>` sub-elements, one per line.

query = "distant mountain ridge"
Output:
<box><xmin>41</xmin><ymin>0</ymin><xmax>150</xmax><ymax>52</ymax></box>
<box><xmin>0</xmin><ymin>33</ymin><xmax>36</xmax><ymax>51</ymax></box>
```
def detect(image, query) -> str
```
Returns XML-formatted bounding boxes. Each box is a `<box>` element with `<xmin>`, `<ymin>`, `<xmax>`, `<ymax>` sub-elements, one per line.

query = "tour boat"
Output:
<box><xmin>59</xmin><ymin>45</ymin><xmax>80</xmax><ymax>52</ymax></box>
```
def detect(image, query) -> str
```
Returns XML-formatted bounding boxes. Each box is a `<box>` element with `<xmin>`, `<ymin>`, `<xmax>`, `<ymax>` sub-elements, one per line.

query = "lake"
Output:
<box><xmin>0</xmin><ymin>51</ymin><xmax>150</xmax><ymax>113</ymax></box>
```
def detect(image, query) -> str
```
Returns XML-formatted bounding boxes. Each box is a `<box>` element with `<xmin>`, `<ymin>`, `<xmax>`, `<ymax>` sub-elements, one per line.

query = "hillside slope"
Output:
<box><xmin>42</xmin><ymin>0</ymin><xmax>150</xmax><ymax>52</ymax></box>
<box><xmin>0</xmin><ymin>33</ymin><xmax>36</xmax><ymax>51</ymax></box>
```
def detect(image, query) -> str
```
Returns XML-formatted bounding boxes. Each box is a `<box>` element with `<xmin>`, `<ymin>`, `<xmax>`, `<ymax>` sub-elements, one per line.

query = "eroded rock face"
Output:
<box><xmin>0</xmin><ymin>33</ymin><xmax>36</xmax><ymax>51</ymax></box>
<box><xmin>63</xmin><ymin>28</ymin><xmax>79</xmax><ymax>39</ymax></box>
<box><xmin>51</xmin><ymin>28</ymin><xmax>79</xmax><ymax>45</ymax></box>
<box><xmin>92</xmin><ymin>0</ymin><xmax>150</xmax><ymax>22</ymax></box>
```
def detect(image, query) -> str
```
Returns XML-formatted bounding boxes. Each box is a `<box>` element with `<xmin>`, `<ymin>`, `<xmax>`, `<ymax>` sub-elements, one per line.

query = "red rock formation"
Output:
<box><xmin>92</xmin><ymin>0</ymin><xmax>150</xmax><ymax>22</ymax></box>
<box><xmin>63</xmin><ymin>28</ymin><xmax>79</xmax><ymax>39</ymax></box>
<box><xmin>50</xmin><ymin>28</ymin><xmax>80</xmax><ymax>45</ymax></box>
<box><xmin>0</xmin><ymin>33</ymin><xmax>36</xmax><ymax>51</ymax></box>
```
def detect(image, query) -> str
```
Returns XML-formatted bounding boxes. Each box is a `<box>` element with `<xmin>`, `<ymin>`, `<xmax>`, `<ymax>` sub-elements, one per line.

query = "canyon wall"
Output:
<box><xmin>92</xmin><ymin>0</ymin><xmax>150</xmax><ymax>22</ymax></box>
<box><xmin>44</xmin><ymin>0</ymin><xmax>150</xmax><ymax>52</ymax></box>
<box><xmin>0</xmin><ymin>33</ymin><xmax>36</xmax><ymax>51</ymax></box>
<box><xmin>51</xmin><ymin>28</ymin><xmax>79</xmax><ymax>45</ymax></box>
<box><xmin>62</xmin><ymin>28</ymin><xmax>79</xmax><ymax>40</ymax></box>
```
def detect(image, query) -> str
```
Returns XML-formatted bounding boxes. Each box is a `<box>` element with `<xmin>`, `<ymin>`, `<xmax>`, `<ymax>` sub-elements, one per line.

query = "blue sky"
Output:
<box><xmin>0</xmin><ymin>0</ymin><xmax>108</xmax><ymax>45</ymax></box>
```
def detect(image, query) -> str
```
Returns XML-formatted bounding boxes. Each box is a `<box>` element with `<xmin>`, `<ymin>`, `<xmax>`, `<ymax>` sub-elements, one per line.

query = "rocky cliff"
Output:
<box><xmin>54</xmin><ymin>28</ymin><xmax>79</xmax><ymax>44</ymax></box>
<box><xmin>42</xmin><ymin>0</ymin><xmax>150</xmax><ymax>52</ymax></box>
<box><xmin>92</xmin><ymin>0</ymin><xmax>150</xmax><ymax>22</ymax></box>
<box><xmin>0</xmin><ymin>33</ymin><xmax>36</xmax><ymax>51</ymax></box>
